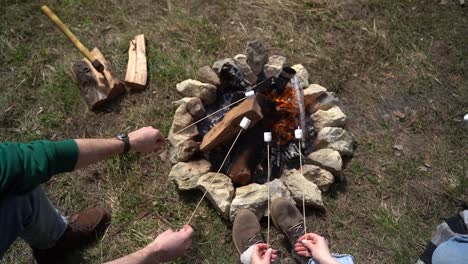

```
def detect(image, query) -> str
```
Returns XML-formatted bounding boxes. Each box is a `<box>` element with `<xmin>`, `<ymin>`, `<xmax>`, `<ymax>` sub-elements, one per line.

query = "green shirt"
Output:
<box><xmin>0</xmin><ymin>139</ymin><xmax>79</xmax><ymax>198</ymax></box>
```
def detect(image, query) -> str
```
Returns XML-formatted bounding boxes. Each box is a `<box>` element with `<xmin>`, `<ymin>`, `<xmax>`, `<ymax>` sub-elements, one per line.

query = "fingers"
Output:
<box><xmin>264</xmin><ymin>248</ymin><xmax>272</xmax><ymax>260</ymax></box>
<box><xmin>255</xmin><ymin>243</ymin><xmax>269</xmax><ymax>251</ymax></box>
<box><xmin>180</xmin><ymin>225</ymin><xmax>194</xmax><ymax>237</ymax></box>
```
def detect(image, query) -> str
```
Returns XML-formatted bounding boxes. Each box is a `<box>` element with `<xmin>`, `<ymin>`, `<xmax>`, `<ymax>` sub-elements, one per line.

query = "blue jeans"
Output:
<box><xmin>0</xmin><ymin>187</ymin><xmax>67</xmax><ymax>257</ymax></box>
<box><xmin>432</xmin><ymin>234</ymin><xmax>468</xmax><ymax>264</ymax></box>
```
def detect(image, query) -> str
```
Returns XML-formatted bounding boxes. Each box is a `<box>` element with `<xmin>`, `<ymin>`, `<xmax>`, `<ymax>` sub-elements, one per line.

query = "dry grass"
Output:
<box><xmin>1</xmin><ymin>0</ymin><xmax>467</xmax><ymax>263</ymax></box>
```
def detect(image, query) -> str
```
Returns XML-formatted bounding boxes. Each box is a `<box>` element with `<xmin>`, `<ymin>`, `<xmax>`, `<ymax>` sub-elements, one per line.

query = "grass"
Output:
<box><xmin>1</xmin><ymin>0</ymin><xmax>467</xmax><ymax>263</ymax></box>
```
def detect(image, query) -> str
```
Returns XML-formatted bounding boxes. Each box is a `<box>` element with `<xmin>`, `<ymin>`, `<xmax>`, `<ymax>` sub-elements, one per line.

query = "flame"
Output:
<box><xmin>263</xmin><ymin>86</ymin><xmax>298</xmax><ymax>145</ymax></box>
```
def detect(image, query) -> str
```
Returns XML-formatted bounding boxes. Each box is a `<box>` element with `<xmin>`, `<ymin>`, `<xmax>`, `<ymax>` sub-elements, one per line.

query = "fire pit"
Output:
<box><xmin>167</xmin><ymin>41</ymin><xmax>354</xmax><ymax>222</ymax></box>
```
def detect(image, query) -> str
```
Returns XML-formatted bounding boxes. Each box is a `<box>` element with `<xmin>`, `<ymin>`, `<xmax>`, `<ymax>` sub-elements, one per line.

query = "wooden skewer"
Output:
<box><xmin>298</xmin><ymin>140</ymin><xmax>307</xmax><ymax>235</ymax></box>
<box><xmin>185</xmin><ymin>126</ymin><xmax>246</xmax><ymax>226</ymax></box>
<box><xmin>264</xmin><ymin>132</ymin><xmax>272</xmax><ymax>247</ymax></box>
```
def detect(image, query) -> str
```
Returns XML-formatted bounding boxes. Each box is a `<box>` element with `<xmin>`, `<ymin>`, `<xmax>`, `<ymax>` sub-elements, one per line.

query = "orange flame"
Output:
<box><xmin>263</xmin><ymin>86</ymin><xmax>298</xmax><ymax>145</ymax></box>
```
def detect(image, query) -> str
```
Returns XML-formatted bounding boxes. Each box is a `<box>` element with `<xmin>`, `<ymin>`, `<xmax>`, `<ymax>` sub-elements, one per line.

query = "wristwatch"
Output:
<box><xmin>116</xmin><ymin>133</ymin><xmax>130</xmax><ymax>154</ymax></box>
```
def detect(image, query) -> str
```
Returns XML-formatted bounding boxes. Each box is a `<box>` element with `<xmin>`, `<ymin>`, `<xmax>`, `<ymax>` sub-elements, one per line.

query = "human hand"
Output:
<box><xmin>144</xmin><ymin>225</ymin><xmax>193</xmax><ymax>262</ymax></box>
<box><xmin>294</xmin><ymin>233</ymin><xmax>338</xmax><ymax>264</ymax></box>
<box><xmin>128</xmin><ymin>126</ymin><xmax>165</xmax><ymax>153</ymax></box>
<box><xmin>251</xmin><ymin>244</ymin><xmax>278</xmax><ymax>264</ymax></box>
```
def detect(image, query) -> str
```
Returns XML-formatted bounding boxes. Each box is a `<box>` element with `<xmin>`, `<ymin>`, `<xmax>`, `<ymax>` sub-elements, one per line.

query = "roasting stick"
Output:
<box><xmin>264</xmin><ymin>132</ymin><xmax>272</xmax><ymax>247</ymax></box>
<box><xmin>185</xmin><ymin>117</ymin><xmax>252</xmax><ymax>226</ymax></box>
<box><xmin>295</xmin><ymin>127</ymin><xmax>307</xmax><ymax>234</ymax></box>
<box><xmin>169</xmin><ymin>91</ymin><xmax>256</xmax><ymax>138</ymax></box>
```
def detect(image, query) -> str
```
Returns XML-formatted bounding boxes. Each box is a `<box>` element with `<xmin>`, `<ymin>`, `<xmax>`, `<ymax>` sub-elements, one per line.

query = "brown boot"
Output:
<box><xmin>232</xmin><ymin>209</ymin><xmax>264</xmax><ymax>255</ymax></box>
<box><xmin>33</xmin><ymin>207</ymin><xmax>110</xmax><ymax>264</ymax></box>
<box><xmin>271</xmin><ymin>198</ymin><xmax>309</xmax><ymax>263</ymax></box>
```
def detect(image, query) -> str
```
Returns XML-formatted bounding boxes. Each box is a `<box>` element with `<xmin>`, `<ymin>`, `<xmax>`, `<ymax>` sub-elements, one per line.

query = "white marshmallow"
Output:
<box><xmin>264</xmin><ymin>132</ymin><xmax>272</xmax><ymax>142</ymax></box>
<box><xmin>294</xmin><ymin>127</ymin><xmax>303</xmax><ymax>139</ymax></box>
<box><xmin>245</xmin><ymin>90</ymin><xmax>255</xmax><ymax>98</ymax></box>
<box><xmin>239</xmin><ymin>117</ymin><xmax>251</xmax><ymax>129</ymax></box>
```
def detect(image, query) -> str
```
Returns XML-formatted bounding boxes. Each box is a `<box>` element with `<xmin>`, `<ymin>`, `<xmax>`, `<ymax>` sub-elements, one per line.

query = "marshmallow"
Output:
<box><xmin>264</xmin><ymin>132</ymin><xmax>272</xmax><ymax>142</ymax></box>
<box><xmin>294</xmin><ymin>127</ymin><xmax>303</xmax><ymax>139</ymax></box>
<box><xmin>245</xmin><ymin>90</ymin><xmax>255</xmax><ymax>98</ymax></box>
<box><xmin>239</xmin><ymin>117</ymin><xmax>251</xmax><ymax>129</ymax></box>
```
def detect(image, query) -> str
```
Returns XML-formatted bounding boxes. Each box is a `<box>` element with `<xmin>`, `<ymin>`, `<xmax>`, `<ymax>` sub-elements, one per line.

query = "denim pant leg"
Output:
<box><xmin>432</xmin><ymin>234</ymin><xmax>468</xmax><ymax>264</ymax></box>
<box><xmin>0</xmin><ymin>186</ymin><xmax>67</xmax><ymax>257</ymax></box>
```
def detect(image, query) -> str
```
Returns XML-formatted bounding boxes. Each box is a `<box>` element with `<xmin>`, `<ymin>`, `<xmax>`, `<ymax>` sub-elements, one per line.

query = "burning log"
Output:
<box><xmin>227</xmin><ymin>146</ymin><xmax>255</xmax><ymax>185</ymax></box>
<box><xmin>200</xmin><ymin>97</ymin><xmax>263</xmax><ymax>152</ymax></box>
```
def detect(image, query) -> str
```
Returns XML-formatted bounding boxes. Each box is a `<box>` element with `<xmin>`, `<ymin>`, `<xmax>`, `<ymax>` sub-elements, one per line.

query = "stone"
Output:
<box><xmin>196</xmin><ymin>66</ymin><xmax>220</xmax><ymax>86</ymax></box>
<box><xmin>301</xmin><ymin>165</ymin><xmax>335</xmax><ymax>191</ymax></box>
<box><xmin>173</xmin><ymin>97</ymin><xmax>205</xmax><ymax>121</ymax></box>
<box><xmin>264</xmin><ymin>55</ymin><xmax>287</xmax><ymax>78</ymax></box>
<box><xmin>291</xmin><ymin>64</ymin><xmax>309</xmax><ymax>88</ymax></box>
<box><xmin>159</xmin><ymin>147</ymin><xmax>177</xmax><ymax>164</ymax></box>
<box><xmin>175</xmin><ymin>79</ymin><xmax>217</xmax><ymax>105</ymax></box>
<box><xmin>167</xmin><ymin>104</ymin><xmax>198</xmax><ymax>147</ymax></box>
<box><xmin>169</xmin><ymin>160</ymin><xmax>211</xmax><ymax>190</ymax></box>
<box><xmin>265</xmin><ymin>179</ymin><xmax>295</xmax><ymax>205</ymax></box>
<box><xmin>212</xmin><ymin>58</ymin><xmax>236</xmax><ymax>74</ymax></box>
<box><xmin>307</xmin><ymin>148</ymin><xmax>342</xmax><ymax>176</ymax></box>
<box><xmin>230</xmin><ymin>183</ymin><xmax>268</xmax><ymax>222</ymax></box>
<box><xmin>316</xmin><ymin>127</ymin><xmax>354</xmax><ymax>156</ymax></box>
<box><xmin>233</xmin><ymin>54</ymin><xmax>257</xmax><ymax>84</ymax></box>
<box><xmin>281</xmin><ymin>169</ymin><xmax>324</xmax><ymax>209</ymax></box>
<box><xmin>307</xmin><ymin>92</ymin><xmax>339</xmax><ymax>114</ymax></box>
<box><xmin>245</xmin><ymin>40</ymin><xmax>268</xmax><ymax>76</ymax></box>
<box><xmin>311</xmin><ymin>106</ymin><xmax>347</xmax><ymax>130</ymax></box>
<box><xmin>175</xmin><ymin>140</ymin><xmax>200</xmax><ymax>162</ymax></box>
<box><xmin>197</xmin><ymin>173</ymin><xmax>234</xmax><ymax>220</ymax></box>
<box><xmin>304</xmin><ymin>84</ymin><xmax>327</xmax><ymax>108</ymax></box>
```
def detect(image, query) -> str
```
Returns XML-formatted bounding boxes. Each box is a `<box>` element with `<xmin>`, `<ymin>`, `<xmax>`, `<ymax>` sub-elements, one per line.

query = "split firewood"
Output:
<box><xmin>200</xmin><ymin>98</ymin><xmax>263</xmax><ymax>152</ymax></box>
<box><xmin>72</xmin><ymin>48</ymin><xmax>125</xmax><ymax>110</ymax></box>
<box><xmin>125</xmin><ymin>34</ymin><xmax>147</xmax><ymax>91</ymax></box>
<box><xmin>228</xmin><ymin>146</ymin><xmax>255</xmax><ymax>185</ymax></box>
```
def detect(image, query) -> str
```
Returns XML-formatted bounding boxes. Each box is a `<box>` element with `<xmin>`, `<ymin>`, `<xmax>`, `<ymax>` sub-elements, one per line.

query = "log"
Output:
<box><xmin>125</xmin><ymin>34</ymin><xmax>147</xmax><ymax>91</ymax></box>
<box><xmin>72</xmin><ymin>48</ymin><xmax>125</xmax><ymax>110</ymax></box>
<box><xmin>227</xmin><ymin>146</ymin><xmax>254</xmax><ymax>185</ymax></box>
<box><xmin>200</xmin><ymin>98</ymin><xmax>263</xmax><ymax>152</ymax></box>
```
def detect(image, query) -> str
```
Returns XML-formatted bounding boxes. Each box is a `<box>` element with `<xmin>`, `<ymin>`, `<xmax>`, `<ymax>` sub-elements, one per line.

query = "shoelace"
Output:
<box><xmin>289</xmin><ymin>222</ymin><xmax>305</xmax><ymax>242</ymax></box>
<box><xmin>244</xmin><ymin>234</ymin><xmax>263</xmax><ymax>250</ymax></box>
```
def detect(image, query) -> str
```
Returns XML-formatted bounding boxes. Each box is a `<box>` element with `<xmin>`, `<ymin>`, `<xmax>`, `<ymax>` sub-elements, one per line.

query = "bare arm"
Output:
<box><xmin>105</xmin><ymin>226</ymin><xmax>193</xmax><ymax>264</ymax></box>
<box><xmin>74</xmin><ymin>127</ymin><xmax>165</xmax><ymax>170</ymax></box>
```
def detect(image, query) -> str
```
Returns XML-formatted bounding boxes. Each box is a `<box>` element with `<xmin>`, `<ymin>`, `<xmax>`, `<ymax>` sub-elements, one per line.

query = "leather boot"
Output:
<box><xmin>33</xmin><ymin>207</ymin><xmax>110</xmax><ymax>264</ymax></box>
<box><xmin>233</xmin><ymin>209</ymin><xmax>264</xmax><ymax>255</ymax></box>
<box><xmin>271</xmin><ymin>198</ymin><xmax>309</xmax><ymax>264</ymax></box>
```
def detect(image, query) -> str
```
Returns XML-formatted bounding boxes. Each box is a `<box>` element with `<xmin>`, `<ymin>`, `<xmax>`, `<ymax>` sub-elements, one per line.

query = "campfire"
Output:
<box><xmin>166</xmin><ymin>41</ymin><xmax>355</xmax><ymax>222</ymax></box>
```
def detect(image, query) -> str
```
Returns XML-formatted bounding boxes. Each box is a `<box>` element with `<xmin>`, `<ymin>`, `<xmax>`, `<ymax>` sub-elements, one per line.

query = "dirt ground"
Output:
<box><xmin>1</xmin><ymin>0</ymin><xmax>467</xmax><ymax>263</ymax></box>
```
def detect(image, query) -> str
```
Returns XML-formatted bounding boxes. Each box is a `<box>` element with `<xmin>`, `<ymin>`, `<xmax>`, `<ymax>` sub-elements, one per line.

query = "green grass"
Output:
<box><xmin>1</xmin><ymin>0</ymin><xmax>467</xmax><ymax>263</ymax></box>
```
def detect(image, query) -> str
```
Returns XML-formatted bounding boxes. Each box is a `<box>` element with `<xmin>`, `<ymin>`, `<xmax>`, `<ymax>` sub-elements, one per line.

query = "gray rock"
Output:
<box><xmin>159</xmin><ymin>147</ymin><xmax>178</xmax><ymax>164</ymax></box>
<box><xmin>301</xmin><ymin>164</ymin><xmax>335</xmax><ymax>191</ymax></box>
<box><xmin>246</xmin><ymin>40</ymin><xmax>268</xmax><ymax>76</ymax></box>
<box><xmin>212</xmin><ymin>58</ymin><xmax>236</xmax><ymax>74</ymax></box>
<box><xmin>291</xmin><ymin>64</ymin><xmax>309</xmax><ymax>88</ymax></box>
<box><xmin>173</xmin><ymin>97</ymin><xmax>206</xmax><ymax>121</ymax></box>
<box><xmin>264</xmin><ymin>179</ymin><xmax>295</xmax><ymax>206</ymax></box>
<box><xmin>233</xmin><ymin>54</ymin><xmax>257</xmax><ymax>84</ymax></box>
<box><xmin>230</xmin><ymin>183</ymin><xmax>268</xmax><ymax>222</ymax></box>
<box><xmin>281</xmin><ymin>169</ymin><xmax>324</xmax><ymax>209</ymax></box>
<box><xmin>175</xmin><ymin>140</ymin><xmax>200</xmax><ymax>162</ymax></box>
<box><xmin>307</xmin><ymin>92</ymin><xmax>340</xmax><ymax>114</ymax></box>
<box><xmin>169</xmin><ymin>160</ymin><xmax>211</xmax><ymax>190</ymax></box>
<box><xmin>264</xmin><ymin>55</ymin><xmax>287</xmax><ymax>78</ymax></box>
<box><xmin>311</xmin><ymin>106</ymin><xmax>347</xmax><ymax>130</ymax></box>
<box><xmin>167</xmin><ymin>104</ymin><xmax>198</xmax><ymax>147</ymax></box>
<box><xmin>304</xmin><ymin>84</ymin><xmax>327</xmax><ymax>108</ymax></box>
<box><xmin>197</xmin><ymin>66</ymin><xmax>221</xmax><ymax>86</ymax></box>
<box><xmin>307</xmin><ymin>148</ymin><xmax>342</xmax><ymax>176</ymax></box>
<box><xmin>197</xmin><ymin>173</ymin><xmax>234</xmax><ymax>220</ymax></box>
<box><xmin>316</xmin><ymin>127</ymin><xmax>354</xmax><ymax>156</ymax></box>
<box><xmin>175</xmin><ymin>79</ymin><xmax>217</xmax><ymax>105</ymax></box>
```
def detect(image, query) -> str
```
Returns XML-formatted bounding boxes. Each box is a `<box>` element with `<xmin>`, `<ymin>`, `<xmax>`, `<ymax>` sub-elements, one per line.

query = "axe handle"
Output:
<box><xmin>41</xmin><ymin>5</ymin><xmax>104</xmax><ymax>73</ymax></box>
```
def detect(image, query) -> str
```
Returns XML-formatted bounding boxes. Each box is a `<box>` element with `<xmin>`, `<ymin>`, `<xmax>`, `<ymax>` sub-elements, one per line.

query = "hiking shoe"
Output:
<box><xmin>233</xmin><ymin>209</ymin><xmax>264</xmax><ymax>255</ymax></box>
<box><xmin>33</xmin><ymin>207</ymin><xmax>110</xmax><ymax>264</ymax></box>
<box><xmin>271</xmin><ymin>198</ymin><xmax>309</xmax><ymax>264</ymax></box>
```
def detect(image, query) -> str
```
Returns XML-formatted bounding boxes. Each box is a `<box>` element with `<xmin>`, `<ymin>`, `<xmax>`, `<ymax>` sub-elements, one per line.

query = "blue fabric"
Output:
<box><xmin>0</xmin><ymin>186</ymin><xmax>67</xmax><ymax>257</ymax></box>
<box><xmin>308</xmin><ymin>254</ymin><xmax>355</xmax><ymax>264</ymax></box>
<box><xmin>432</xmin><ymin>234</ymin><xmax>468</xmax><ymax>264</ymax></box>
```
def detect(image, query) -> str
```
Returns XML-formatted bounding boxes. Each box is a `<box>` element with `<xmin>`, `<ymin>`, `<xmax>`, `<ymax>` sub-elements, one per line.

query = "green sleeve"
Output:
<box><xmin>0</xmin><ymin>139</ymin><xmax>79</xmax><ymax>196</ymax></box>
